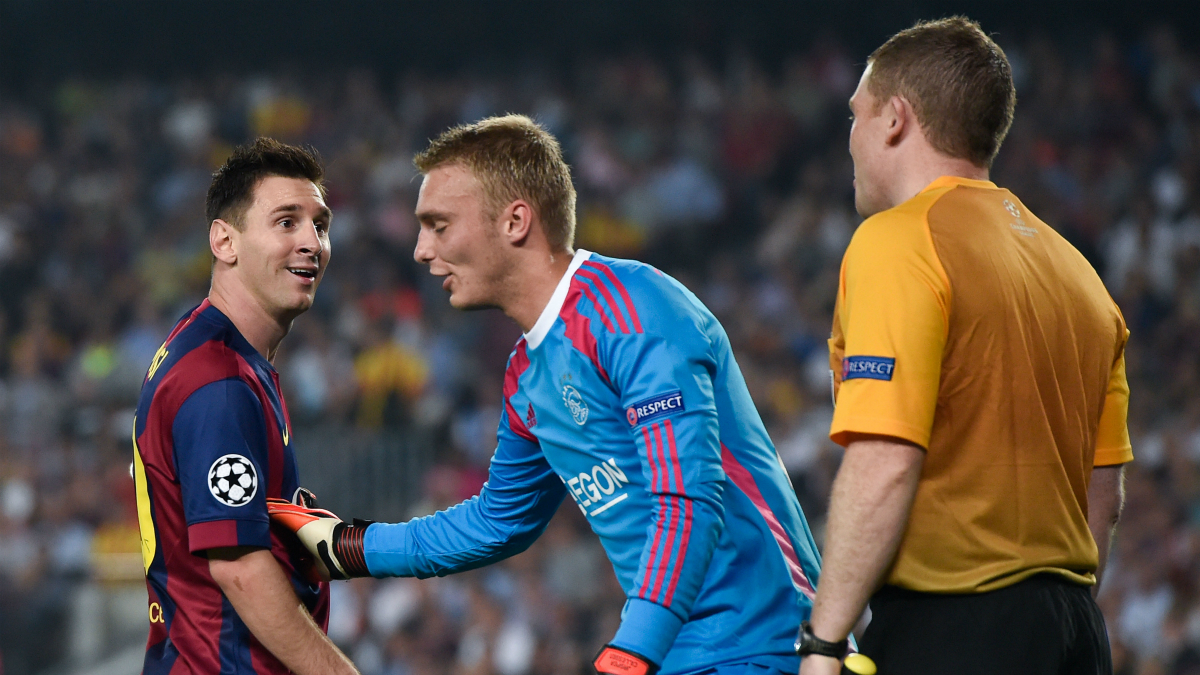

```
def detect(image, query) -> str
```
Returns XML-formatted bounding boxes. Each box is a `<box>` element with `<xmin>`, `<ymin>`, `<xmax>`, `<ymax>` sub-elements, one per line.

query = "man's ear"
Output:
<box><xmin>503</xmin><ymin>200</ymin><xmax>535</xmax><ymax>245</ymax></box>
<box><xmin>210</xmin><ymin>219</ymin><xmax>238</xmax><ymax>265</ymax></box>
<box><xmin>884</xmin><ymin>95</ymin><xmax>911</xmax><ymax>147</ymax></box>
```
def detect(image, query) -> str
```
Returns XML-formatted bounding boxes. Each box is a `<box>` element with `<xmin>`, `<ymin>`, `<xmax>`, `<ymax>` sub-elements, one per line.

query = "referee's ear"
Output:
<box><xmin>210</xmin><ymin>218</ymin><xmax>239</xmax><ymax>267</ymax></box>
<box><xmin>885</xmin><ymin>95</ymin><xmax>915</xmax><ymax>147</ymax></box>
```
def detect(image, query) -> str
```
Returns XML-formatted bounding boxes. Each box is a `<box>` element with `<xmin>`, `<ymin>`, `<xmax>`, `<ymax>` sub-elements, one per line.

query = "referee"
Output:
<box><xmin>799</xmin><ymin>18</ymin><xmax>1131</xmax><ymax>675</ymax></box>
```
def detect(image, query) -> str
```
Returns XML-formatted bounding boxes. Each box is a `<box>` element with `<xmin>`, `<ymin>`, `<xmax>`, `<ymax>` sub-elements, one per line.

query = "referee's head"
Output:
<box><xmin>849</xmin><ymin>17</ymin><xmax>1015</xmax><ymax>216</ymax></box>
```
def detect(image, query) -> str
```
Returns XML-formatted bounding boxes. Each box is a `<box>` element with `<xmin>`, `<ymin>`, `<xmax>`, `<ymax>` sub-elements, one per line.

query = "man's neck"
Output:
<box><xmin>502</xmin><ymin>249</ymin><xmax>575</xmax><ymax>334</ymax></box>
<box><xmin>890</xmin><ymin>150</ymin><xmax>989</xmax><ymax>208</ymax></box>
<box><xmin>207</xmin><ymin>279</ymin><xmax>290</xmax><ymax>362</ymax></box>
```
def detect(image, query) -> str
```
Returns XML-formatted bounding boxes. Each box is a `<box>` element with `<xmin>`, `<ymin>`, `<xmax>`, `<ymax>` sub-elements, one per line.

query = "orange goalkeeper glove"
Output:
<box><xmin>266</xmin><ymin>497</ymin><xmax>371</xmax><ymax>580</ymax></box>
<box><xmin>593</xmin><ymin>645</ymin><xmax>656</xmax><ymax>675</ymax></box>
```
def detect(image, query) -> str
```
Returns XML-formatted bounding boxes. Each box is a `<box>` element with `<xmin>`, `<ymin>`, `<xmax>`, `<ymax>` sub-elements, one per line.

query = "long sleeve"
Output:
<box><xmin>363</xmin><ymin>406</ymin><xmax>566</xmax><ymax>577</ymax></box>
<box><xmin>595</xmin><ymin>279</ymin><xmax>727</xmax><ymax>665</ymax></box>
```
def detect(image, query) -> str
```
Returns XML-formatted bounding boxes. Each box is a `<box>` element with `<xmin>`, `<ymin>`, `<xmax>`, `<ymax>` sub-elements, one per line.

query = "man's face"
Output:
<box><xmin>413</xmin><ymin>164</ymin><xmax>509</xmax><ymax>311</ymax></box>
<box><xmin>848</xmin><ymin>64</ymin><xmax>892</xmax><ymax>218</ymax></box>
<box><xmin>232</xmin><ymin>175</ymin><xmax>331</xmax><ymax>320</ymax></box>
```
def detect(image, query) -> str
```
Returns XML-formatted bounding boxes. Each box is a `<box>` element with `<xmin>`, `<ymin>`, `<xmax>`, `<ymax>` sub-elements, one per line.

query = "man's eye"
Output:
<box><xmin>280</xmin><ymin>219</ymin><xmax>293</xmax><ymax>228</ymax></box>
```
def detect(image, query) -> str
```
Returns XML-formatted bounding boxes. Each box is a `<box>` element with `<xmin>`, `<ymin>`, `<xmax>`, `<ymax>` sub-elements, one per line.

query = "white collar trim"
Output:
<box><xmin>525</xmin><ymin>249</ymin><xmax>592</xmax><ymax>349</ymax></box>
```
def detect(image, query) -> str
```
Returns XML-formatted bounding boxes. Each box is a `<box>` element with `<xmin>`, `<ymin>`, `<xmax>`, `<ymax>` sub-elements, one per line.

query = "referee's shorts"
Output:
<box><xmin>850</xmin><ymin>573</ymin><xmax>1112</xmax><ymax>675</ymax></box>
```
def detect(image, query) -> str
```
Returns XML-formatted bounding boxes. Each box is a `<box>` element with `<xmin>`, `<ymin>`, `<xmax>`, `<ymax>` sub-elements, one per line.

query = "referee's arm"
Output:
<box><xmin>1087</xmin><ymin>464</ymin><xmax>1125</xmax><ymax>596</ymax></box>
<box><xmin>800</xmin><ymin>433</ymin><xmax>924</xmax><ymax>675</ymax></box>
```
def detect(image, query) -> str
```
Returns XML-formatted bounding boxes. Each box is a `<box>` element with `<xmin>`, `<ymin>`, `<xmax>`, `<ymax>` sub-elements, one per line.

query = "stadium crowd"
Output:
<box><xmin>0</xmin><ymin>24</ymin><xmax>1199</xmax><ymax>675</ymax></box>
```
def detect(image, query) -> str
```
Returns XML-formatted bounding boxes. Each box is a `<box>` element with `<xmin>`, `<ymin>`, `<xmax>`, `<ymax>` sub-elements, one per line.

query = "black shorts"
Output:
<box><xmin>849</xmin><ymin>574</ymin><xmax>1112</xmax><ymax>675</ymax></box>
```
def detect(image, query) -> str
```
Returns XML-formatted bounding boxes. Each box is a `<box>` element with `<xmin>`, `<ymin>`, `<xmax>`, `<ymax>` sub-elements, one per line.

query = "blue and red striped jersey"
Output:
<box><xmin>132</xmin><ymin>299</ymin><xmax>328</xmax><ymax>675</ymax></box>
<box><xmin>364</xmin><ymin>250</ymin><xmax>821</xmax><ymax>675</ymax></box>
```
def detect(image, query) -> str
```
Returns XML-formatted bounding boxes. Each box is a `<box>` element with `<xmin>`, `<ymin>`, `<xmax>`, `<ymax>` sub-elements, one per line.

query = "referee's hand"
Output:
<box><xmin>798</xmin><ymin>654</ymin><xmax>842</xmax><ymax>675</ymax></box>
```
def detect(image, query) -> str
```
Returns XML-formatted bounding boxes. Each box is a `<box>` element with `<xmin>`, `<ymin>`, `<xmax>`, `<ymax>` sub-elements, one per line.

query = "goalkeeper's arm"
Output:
<box><xmin>267</xmin><ymin>499</ymin><xmax>372</xmax><ymax>580</ymax></box>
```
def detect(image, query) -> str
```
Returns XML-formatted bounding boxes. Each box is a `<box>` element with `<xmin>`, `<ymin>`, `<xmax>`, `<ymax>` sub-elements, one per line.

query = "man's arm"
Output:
<box><xmin>208</xmin><ymin>547</ymin><xmax>358</xmax><ymax>675</ymax></box>
<box><xmin>363</xmin><ymin>417</ymin><xmax>566</xmax><ymax>577</ymax></box>
<box><xmin>800</xmin><ymin>436</ymin><xmax>924</xmax><ymax>675</ymax></box>
<box><xmin>1087</xmin><ymin>464</ymin><xmax>1126</xmax><ymax>596</ymax></box>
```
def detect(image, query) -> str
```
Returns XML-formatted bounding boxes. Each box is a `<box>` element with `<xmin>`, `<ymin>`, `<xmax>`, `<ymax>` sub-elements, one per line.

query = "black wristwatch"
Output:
<box><xmin>795</xmin><ymin>621</ymin><xmax>848</xmax><ymax>658</ymax></box>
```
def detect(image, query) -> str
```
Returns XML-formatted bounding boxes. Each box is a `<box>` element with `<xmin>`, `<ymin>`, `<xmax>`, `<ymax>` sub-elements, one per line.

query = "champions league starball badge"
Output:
<box><xmin>208</xmin><ymin>454</ymin><xmax>258</xmax><ymax>507</ymax></box>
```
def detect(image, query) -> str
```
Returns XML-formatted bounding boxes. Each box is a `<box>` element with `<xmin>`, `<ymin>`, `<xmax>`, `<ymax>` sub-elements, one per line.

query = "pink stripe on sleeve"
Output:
<box><xmin>721</xmin><ymin>443</ymin><xmax>816</xmax><ymax>599</ymax></box>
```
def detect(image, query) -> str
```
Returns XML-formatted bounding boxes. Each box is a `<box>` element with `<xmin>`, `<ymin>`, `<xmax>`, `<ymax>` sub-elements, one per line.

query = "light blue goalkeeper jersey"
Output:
<box><xmin>364</xmin><ymin>250</ymin><xmax>821</xmax><ymax>675</ymax></box>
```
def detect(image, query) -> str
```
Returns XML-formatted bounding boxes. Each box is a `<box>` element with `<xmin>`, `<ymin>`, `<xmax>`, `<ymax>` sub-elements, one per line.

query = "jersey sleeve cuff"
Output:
<box><xmin>610</xmin><ymin>597</ymin><xmax>684</xmax><ymax>666</ymax></box>
<box><xmin>363</xmin><ymin>522</ymin><xmax>415</xmax><ymax>577</ymax></box>
<box><xmin>1093</xmin><ymin>444</ymin><xmax>1133</xmax><ymax>466</ymax></box>
<box><xmin>829</xmin><ymin>415</ymin><xmax>930</xmax><ymax>449</ymax></box>
<box><xmin>187</xmin><ymin>518</ymin><xmax>270</xmax><ymax>553</ymax></box>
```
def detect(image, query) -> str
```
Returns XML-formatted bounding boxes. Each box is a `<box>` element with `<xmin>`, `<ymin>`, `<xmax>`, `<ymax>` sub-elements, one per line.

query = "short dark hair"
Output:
<box><xmin>414</xmin><ymin>115</ymin><xmax>576</xmax><ymax>251</ymax></box>
<box><xmin>868</xmin><ymin>16</ymin><xmax>1016</xmax><ymax>168</ymax></box>
<box><xmin>205</xmin><ymin>137</ymin><xmax>326</xmax><ymax>227</ymax></box>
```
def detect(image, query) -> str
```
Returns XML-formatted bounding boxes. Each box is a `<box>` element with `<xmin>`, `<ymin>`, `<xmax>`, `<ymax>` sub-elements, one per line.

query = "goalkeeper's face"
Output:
<box><xmin>413</xmin><ymin>164</ymin><xmax>513</xmax><ymax>312</ymax></box>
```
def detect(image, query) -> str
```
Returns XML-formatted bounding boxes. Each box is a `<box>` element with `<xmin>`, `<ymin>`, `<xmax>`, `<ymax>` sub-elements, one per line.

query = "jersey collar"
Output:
<box><xmin>921</xmin><ymin>175</ymin><xmax>998</xmax><ymax>193</ymax></box>
<box><xmin>525</xmin><ymin>248</ymin><xmax>592</xmax><ymax>349</ymax></box>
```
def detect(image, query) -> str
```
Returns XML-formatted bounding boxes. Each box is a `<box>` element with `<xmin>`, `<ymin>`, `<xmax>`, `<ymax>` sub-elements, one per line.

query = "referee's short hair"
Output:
<box><xmin>868</xmin><ymin>16</ymin><xmax>1016</xmax><ymax>168</ymax></box>
<box><xmin>414</xmin><ymin>114</ymin><xmax>577</xmax><ymax>252</ymax></box>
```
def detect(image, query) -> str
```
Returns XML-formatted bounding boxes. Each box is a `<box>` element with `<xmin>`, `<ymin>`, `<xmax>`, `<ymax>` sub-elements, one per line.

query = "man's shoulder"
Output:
<box><xmin>579</xmin><ymin>253</ymin><xmax>704</xmax><ymax>326</ymax></box>
<box><xmin>150</xmin><ymin>312</ymin><xmax>259</xmax><ymax>406</ymax></box>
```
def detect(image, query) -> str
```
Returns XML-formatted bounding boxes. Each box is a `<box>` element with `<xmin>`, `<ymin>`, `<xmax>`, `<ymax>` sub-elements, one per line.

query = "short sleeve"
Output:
<box><xmin>173</xmin><ymin>378</ymin><xmax>272</xmax><ymax>553</ymax></box>
<box><xmin>1093</xmin><ymin>337</ymin><xmax>1133</xmax><ymax>467</ymax></box>
<box><xmin>830</xmin><ymin>212</ymin><xmax>950</xmax><ymax>449</ymax></box>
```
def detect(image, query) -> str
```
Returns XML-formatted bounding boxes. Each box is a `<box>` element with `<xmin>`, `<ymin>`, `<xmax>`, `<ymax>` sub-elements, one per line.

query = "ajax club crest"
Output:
<box><xmin>562</xmin><ymin>384</ymin><xmax>589</xmax><ymax>425</ymax></box>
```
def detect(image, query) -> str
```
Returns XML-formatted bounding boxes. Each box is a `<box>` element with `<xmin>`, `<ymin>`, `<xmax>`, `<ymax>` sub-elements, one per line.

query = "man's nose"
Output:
<box><xmin>297</xmin><ymin>220</ymin><xmax>324</xmax><ymax>258</ymax></box>
<box><xmin>413</xmin><ymin>228</ymin><xmax>433</xmax><ymax>265</ymax></box>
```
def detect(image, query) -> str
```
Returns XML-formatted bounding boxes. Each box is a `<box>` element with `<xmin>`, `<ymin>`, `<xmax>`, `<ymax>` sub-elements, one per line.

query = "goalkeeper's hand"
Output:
<box><xmin>593</xmin><ymin>645</ymin><xmax>656</xmax><ymax>675</ymax></box>
<box><xmin>266</xmin><ymin>497</ymin><xmax>372</xmax><ymax>581</ymax></box>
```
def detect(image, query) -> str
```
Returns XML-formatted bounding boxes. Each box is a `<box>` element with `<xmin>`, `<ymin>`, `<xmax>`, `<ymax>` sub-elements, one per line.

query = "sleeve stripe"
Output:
<box><xmin>577</xmin><ymin>268</ymin><xmax>631</xmax><ymax>333</ymax></box>
<box><xmin>663</xmin><ymin>497</ymin><xmax>693</xmax><ymax>606</ymax></box>
<box><xmin>649</xmin><ymin>494</ymin><xmax>679</xmax><ymax>603</ymax></box>
<box><xmin>662</xmin><ymin>420</ymin><xmax>692</xmax><ymax>606</ymax></box>
<box><xmin>583</xmin><ymin>261</ymin><xmax>643</xmax><ymax>333</ymax></box>
<box><xmin>576</xmin><ymin>281</ymin><xmax>618</xmax><ymax>334</ymax></box>
<box><xmin>665</xmin><ymin>419</ymin><xmax>684</xmax><ymax>495</ymax></box>
<box><xmin>649</xmin><ymin>418</ymin><xmax>676</xmax><ymax>600</ymax></box>
<box><xmin>638</xmin><ymin>424</ymin><xmax>666</xmax><ymax>599</ymax></box>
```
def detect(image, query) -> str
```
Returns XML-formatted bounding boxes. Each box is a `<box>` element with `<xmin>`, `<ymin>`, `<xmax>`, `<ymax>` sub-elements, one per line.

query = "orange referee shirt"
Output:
<box><xmin>829</xmin><ymin>175</ymin><xmax>1132</xmax><ymax>594</ymax></box>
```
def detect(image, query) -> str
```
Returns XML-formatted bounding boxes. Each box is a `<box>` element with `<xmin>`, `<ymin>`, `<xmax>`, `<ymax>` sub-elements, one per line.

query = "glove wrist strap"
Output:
<box><xmin>333</xmin><ymin>523</ymin><xmax>371</xmax><ymax>578</ymax></box>
<box><xmin>594</xmin><ymin>645</ymin><xmax>655</xmax><ymax>675</ymax></box>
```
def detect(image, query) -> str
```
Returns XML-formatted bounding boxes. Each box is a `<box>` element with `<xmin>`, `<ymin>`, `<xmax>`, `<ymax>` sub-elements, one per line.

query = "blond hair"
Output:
<box><xmin>414</xmin><ymin>114</ymin><xmax>576</xmax><ymax>251</ymax></box>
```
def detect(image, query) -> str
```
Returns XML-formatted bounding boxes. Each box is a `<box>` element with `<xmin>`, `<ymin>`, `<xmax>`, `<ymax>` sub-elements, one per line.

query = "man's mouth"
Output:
<box><xmin>288</xmin><ymin>267</ymin><xmax>318</xmax><ymax>280</ymax></box>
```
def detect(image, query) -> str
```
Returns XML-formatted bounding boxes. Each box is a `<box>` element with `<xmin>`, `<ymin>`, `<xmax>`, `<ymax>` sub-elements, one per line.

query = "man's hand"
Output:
<box><xmin>798</xmin><ymin>654</ymin><xmax>842</xmax><ymax>675</ymax></box>
<box><xmin>267</xmin><ymin>498</ymin><xmax>371</xmax><ymax>580</ymax></box>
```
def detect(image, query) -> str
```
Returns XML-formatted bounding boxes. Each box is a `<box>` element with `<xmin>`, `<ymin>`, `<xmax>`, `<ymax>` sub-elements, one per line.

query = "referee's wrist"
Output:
<box><xmin>795</xmin><ymin>621</ymin><xmax>848</xmax><ymax>658</ymax></box>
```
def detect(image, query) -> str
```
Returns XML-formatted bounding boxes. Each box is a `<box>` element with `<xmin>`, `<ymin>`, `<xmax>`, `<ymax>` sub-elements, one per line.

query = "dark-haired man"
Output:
<box><xmin>131</xmin><ymin>138</ymin><xmax>357</xmax><ymax>674</ymax></box>
<box><xmin>799</xmin><ymin>17</ymin><xmax>1131</xmax><ymax>675</ymax></box>
<box><xmin>272</xmin><ymin>114</ymin><xmax>824</xmax><ymax>675</ymax></box>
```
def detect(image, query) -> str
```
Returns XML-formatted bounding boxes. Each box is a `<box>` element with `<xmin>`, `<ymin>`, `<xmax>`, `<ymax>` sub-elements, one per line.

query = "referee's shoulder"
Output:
<box><xmin>849</xmin><ymin>190</ymin><xmax>945</xmax><ymax>256</ymax></box>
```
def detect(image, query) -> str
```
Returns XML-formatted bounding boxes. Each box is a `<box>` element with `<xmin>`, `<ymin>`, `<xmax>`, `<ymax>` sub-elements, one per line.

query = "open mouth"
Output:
<box><xmin>288</xmin><ymin>267</ymin><xmax>317</xmax><ymax>280</ymax></box>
